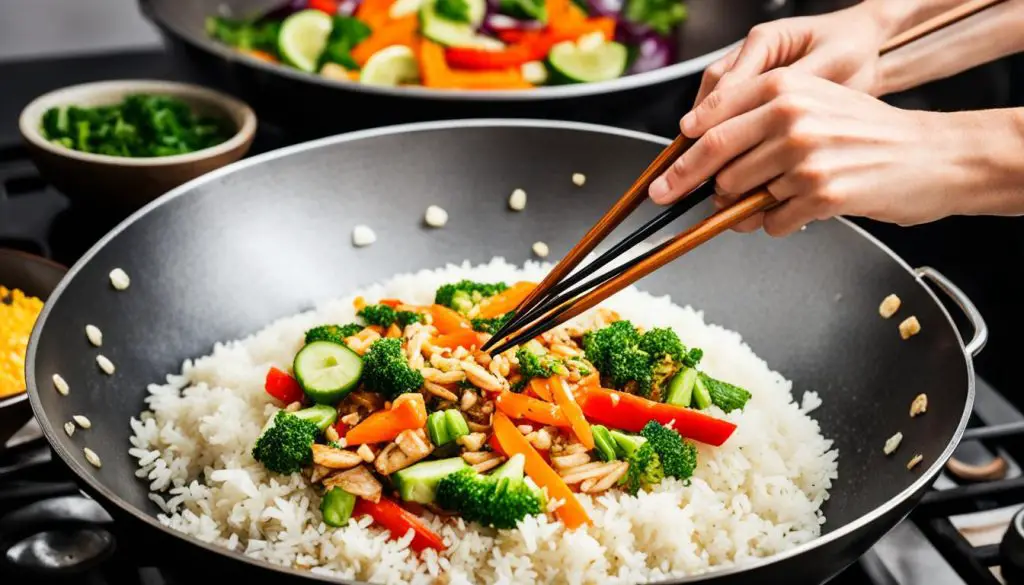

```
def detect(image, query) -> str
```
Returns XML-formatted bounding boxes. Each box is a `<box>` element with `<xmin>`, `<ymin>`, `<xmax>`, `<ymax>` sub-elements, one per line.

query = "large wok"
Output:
<box><xmin>25</xmin><ymin>120</ymin><xmax>984</xmax><ymax>584</ymax></box>
<box><xmin>139</xmin><ymin>0</ymin><xmax>853</xmax><ymax>136</ymax></box>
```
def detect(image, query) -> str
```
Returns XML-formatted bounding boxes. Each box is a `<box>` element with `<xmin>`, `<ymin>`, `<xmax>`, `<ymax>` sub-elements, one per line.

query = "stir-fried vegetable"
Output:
<box><xmin>590</xmin><ymin>424</ymin><xmax>618</xmax><ymax>461</ymax></box>
<box><xmin>493</xmin><ymin>412</ymin><xmax>591</xmax><ymax>529</ymax></box>
<box><xmin>610</xmin><ymin>430</ymin><xmax>664</xmax><ymax>495</ymax></box>
<box><xmin>264</xmin><ymin>366</ymin><xmax>305</xmax><ymax>403</ymax></box>
<box><xmin>252</xmin><ymin>407</ymin><xmax>336</xmax><ymax>474</ymax></box>
<box><xmin>640</xmin><ymin>420</ymin><xmax>697</xmax><ymax>480</ymax></box>
<box><xmin>699</xmin><ymin>373</ymin><xmax>752</xmax><ymax>412</ymax></box>
<box><xmin>205</xmin><ymin>0</ymin><xmax>688</xmax><ymax>89</ymax></box>
<box><xmin>434</xmin><ymin>280</ymin><xmax>509</xmax><ymax>314</ymax></box>
<box><xmin>361</xmin><ymin>338</ymin><xmax>424</xmax><ymax>399</ymax></box>
<box><xmin>582</xmin><ymin>321</ymin><xmax>697</xmax><ymax>400</ymax></box>
<box><xmin>427</xmin><ymin>409</ymin><xmax>471</xmax><ymax>445</ymax></box>
<box><xmin>305</xmin><ymin>323</ymin><xmax>363</xmax><ymax>344</ymax></box>
<box><xmin>476</xmin><ymin>281</ymin><xmax>536</xmax><ymax>318</ymax></box>
<box><xmin>548</xmin><ymin>376</ymin><xmax>594</xmax><ymax>449</ymax></box>
<box><xmin>435</xmin><ymin>454</ymin><xmax>545</xmax><ymax>528</ymax></box>
<box><xmin>354</xmin><ymin>495</ymin><xmax>447</xmax><ymax>552</ymax></box>
<box><xmin>429</xmin><ymin>304</ymin><xmax>474</xmax><ymax>333</ymax></box>
<box><xmin>345</xmin><ymin>393</ymin><xmax>428</xmax><ymax>445</ymax></box>
<box><xmin>578</xmin><ymin>385</ymin><xmax>737</xmax><ymax>446</ymax></box>
<box><xmin>40</xmin><ymin>94</ymin><xmax>235</xmax><ymax>158</ymax></box>
<box><xmin>495</xmin><ymin>390</ymin><xmax>570</xmax><ymax>427</ymax></box>
<box><xmin>321</xmin><ymin>487</ymin><xmax>357</xmax><ymax>526</ymax></box>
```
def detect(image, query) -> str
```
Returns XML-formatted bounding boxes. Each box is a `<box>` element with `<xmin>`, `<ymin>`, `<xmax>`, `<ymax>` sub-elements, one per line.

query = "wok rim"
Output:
<box><xmin>138</xmin><ymin>0</ymin><xmax>736</xmax><ymax>102</ymax></box>
<box><xmin>26</xmin><ymin>118</ymin><xmax>976</xmax><ymax>584</ymax></box>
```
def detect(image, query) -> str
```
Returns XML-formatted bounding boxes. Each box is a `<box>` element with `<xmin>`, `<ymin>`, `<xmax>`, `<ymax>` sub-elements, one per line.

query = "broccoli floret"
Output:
<box><xmin>305</xmin><ymin>323</ymin><xmax>363</xmax><ymax>345</ymax></box>
<box><xmin>435</xmin><ymin>455</ymin><xmax>543</xmax><ymax>528</ymax></box>
<box><xmin>252</xmin><ymin>410</ymin><xmax>320</xmax><ymax>474</ymax></box>
<box><xmin>640</xmin><ymin>421</ymin><xmax>698</xmax><ymax>480</ymax></box>
<box><xmin>699</xmin><ymin>373</ymin><xmax>752</xmax><ymax>412</ymax></box>
<box><xmin>358</xmin><ymin>304</ymin><xmax>398</xmax><ymax>327</ymax></box>
<box><xmin>471</xmin><ymin>311</ymin><xmax>514</xmax><ymax>334</ymax></box>
<box><xmin>682</xmin><ymin>348</ymin><xmax>703</xmax><ymax>368</ymax></box>
<box><xmin>515</xmin><ymin>347</ymin><xmax>567</xmax><ymax>380</ymax></box>
<box><xmin>610</xmin><ymin>431</ymin><xmax>664</xmax><ymax>495</ymax></box>
<box><xmin>362</xmin><ymin>338</ymin><xmax>424</xmax><ymax>399</ymax></box>
<box><xmin>583</xmin><ymin>321</ymin><xmax>701</xmax><ymax>401</ymax></box>
<box><xmin>434</xmin><ymin>280</ymin><xmax>508</xmax><ymax>314</ymax></box>
<box><xmin>397</xmin><ymin>310</ymin><xmax>424</xmax><ymax>328</ymax></box>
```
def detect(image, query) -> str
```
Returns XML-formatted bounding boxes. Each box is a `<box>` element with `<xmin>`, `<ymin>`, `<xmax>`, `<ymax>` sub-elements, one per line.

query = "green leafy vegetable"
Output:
<box><xmin>205</xmin><ymin>15</ymin><xmax>281</xmax><ymax>53</ymax></box>
<box><xmin>40</xmin><ymin>95</ymin><xmax>235</xmax><ymax>158</ymax></box>
<box><xmin>435</xmin><ymin>0</ymin><xmax>473</xmax><ymax>21</ymax></box>
<box><xmin>499</xmin><ymin>0</ymin><xmax>547</xmax><ymax>21</ymax></box>
<box><xmin>699</xmin><ymin>372</ymin><xmax>752</xmax><ymax>412</ymax></box>
<box><xmin>623</xmin><ymin>0</ymin><xmax>687</xmax><ymax>35</ymax></box>
<box><xmin>319</xmin><ymin>16</ymin><xmax>372</xmax><ymax>70</ymax></box>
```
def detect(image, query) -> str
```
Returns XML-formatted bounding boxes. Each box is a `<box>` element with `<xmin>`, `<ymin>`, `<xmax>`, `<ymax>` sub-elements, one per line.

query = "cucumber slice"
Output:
<box><xmin>392</xmin><ymin>457</ymin><xmax>469</xmax><ymax>504</ymax></box>
<box><xmin>293</xmin><ymin>341</ymin><xmax>363</xmax><ymax>405</ymax></box>
<box><xmin>547</xmin><ymin>38</ymin><xmax>628</xmax><ymax>84</ymax></box>
<box><xmin>292</xmin><ymin>404</ymin><xmax>339</xmax><ymax>431</ymax></box>
<box><xmin>360</xmin><ymin>45</ymin><xmax>421</xmax><ymax>86</ymax></box>
<box><xmin>420</xmin><ymin>0</ymin><xmax>503</xmax><ymax>49</ymax></box>
<box><xmin>278</xmin><ymin>9</ymin><xmax>335</xmax><ymax>73</ymax></box>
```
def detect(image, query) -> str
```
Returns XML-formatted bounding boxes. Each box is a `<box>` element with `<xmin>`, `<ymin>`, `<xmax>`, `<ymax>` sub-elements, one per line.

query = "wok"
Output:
<box><xmin>25</xmin><ymin>120</ymin><xmax>984</xmax><ymax>584</ymax></box>
<box><xmin>138</xmin><ymin>0</ymin><xmax>853</xmax><ymax>136</ymax></box>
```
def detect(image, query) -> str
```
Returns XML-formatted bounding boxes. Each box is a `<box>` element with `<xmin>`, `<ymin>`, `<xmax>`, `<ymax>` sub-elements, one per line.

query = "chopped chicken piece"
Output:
<box><xmin>586</xmin><ymin>461</ymin><xmax>629</xmax><ymax>493</ymax></box>
<box><xmin>375</xmin><ymin>430</ymin><xmax>434</xmax><ymax>475</ymax></box>
<box><xmin>357</xmin><ymin>444</ymin><xmax>376</xmax><ymax>463</ymax></box>
<box><xmin>324</xmin><ymin>465</ymin><xmax>382</xmax><ymax>503</ymax></box>
<box><xmin>310</xmin><ymin>464</ymin><xmax>333</xmax><ymax>483</ymax></box>
<box><xmin>311</xmin><ymin>444</ymin><xmax>363</xmax><ymax>470</ymax></box>
<box><xmin>907</xmin><ymin>454</ymin><xmax>924</xmax><ymax>470</ymax></box>
<box><xmin>457</xmin><ymin>432</ymin><xmax>487</xmax><ymax>452</ymax></box>
<box><xmin>551</xmin><ymin>451</ymin><xmax>591</xmax><ymax>470</ymax></box>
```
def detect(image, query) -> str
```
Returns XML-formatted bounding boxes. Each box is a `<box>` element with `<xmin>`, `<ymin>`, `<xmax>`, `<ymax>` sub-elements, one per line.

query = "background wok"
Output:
<box><xmin>138</xmin><ymin>0</ymin><xmax>855</xmax><ymax>137</ymax></box>
<box><xmin>27</xmin><ymin>120</ymin><xmax>983</xmax><ymax>584</ymax></box>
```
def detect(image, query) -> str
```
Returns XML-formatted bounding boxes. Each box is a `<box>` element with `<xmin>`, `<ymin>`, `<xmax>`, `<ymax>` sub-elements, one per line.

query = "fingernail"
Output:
<box><xmin>649</xmin><ymin>176</ymin><xmax>670</xmax><ymax>202</ymax></box>
<box><xmin>681</xmin><ymin>112</ymin><xmax>696</xmax><ymax>135</ymax></box>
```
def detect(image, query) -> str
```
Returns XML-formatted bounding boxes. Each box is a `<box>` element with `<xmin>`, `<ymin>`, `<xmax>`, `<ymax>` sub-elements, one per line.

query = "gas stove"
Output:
<box><xmin>3</xmin><ymin>47</ymin><xmax>1024</xmax><ymax>585</ymax></box>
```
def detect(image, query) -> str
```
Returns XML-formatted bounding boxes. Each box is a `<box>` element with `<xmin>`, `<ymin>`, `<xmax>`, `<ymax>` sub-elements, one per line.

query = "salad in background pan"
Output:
<box><xmin>205</xmin><ymin>0</ymin><xmax>686</xmax><ymax>89</ymax></box>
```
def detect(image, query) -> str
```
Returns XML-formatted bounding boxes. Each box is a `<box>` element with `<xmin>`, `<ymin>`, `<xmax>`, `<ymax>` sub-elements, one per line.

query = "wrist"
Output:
<box><xmin>857</xmin><ymin>0</ymin><xmax>914</xmax><ymax>41</ymax></box>
<box><xmin>928</xmin><ymin>109</ymin><xmax>1024</xmax><ymax>217</ymax></box>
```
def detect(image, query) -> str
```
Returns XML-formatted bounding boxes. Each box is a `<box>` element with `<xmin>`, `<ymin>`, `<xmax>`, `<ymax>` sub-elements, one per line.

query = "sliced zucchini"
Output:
<box><xmin>292</xmin><ymin>404</ymin><xmax>339</xmax><ymax>431</ymax></box>
<box><xmin>392</xmin><ymin>457</ymin><xmax>469</xmax><ymax>504</ymax></box>
<box><xmin>293</xmin><ymin>340</ymin><xmax>363</xmax><ymax>405</ymax></box>
<box><xmin>547</xmin><ymin>36</ymin><xmax>628</xmax><ymax>84</ymax></box>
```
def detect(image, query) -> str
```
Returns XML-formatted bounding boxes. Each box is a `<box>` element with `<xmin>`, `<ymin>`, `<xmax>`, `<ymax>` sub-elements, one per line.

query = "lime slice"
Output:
<box><xmin>278</xmin><ymin>9</ymin><xmax>334</xmax><ymax>73</ymax></box>
<box><xmin>360</xmin><ymin>45</ymin><xmax>421</xmax><ymax>86</ymax></box>
<box><xmin>389</xmin><ymin>0</ymin><xmax>426</xmax><ymax>18</ymax></box>
<box><xmin>547</xmin><ymin>39</ymin><xmax>627</xmax><ymax>84</ymax></box>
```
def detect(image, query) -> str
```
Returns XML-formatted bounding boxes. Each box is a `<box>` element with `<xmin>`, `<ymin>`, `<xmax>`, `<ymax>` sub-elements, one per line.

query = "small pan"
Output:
<box><xmin>0</xmin><ymin>248</ymin><xmax>67</xmax><ymax>447</ymax></box>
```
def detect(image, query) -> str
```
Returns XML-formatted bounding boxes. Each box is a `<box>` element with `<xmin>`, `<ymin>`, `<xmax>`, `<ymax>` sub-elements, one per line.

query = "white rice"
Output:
<box><xmin>129</xmin><ymin>257</ymin><xmax>838</xmax><ymax>584</ymax></box>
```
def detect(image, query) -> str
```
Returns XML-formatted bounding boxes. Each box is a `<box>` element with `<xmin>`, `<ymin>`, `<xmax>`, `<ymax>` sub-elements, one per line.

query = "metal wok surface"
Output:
<box><xmin>27</xmin><ymin>120</ymin><xmax>977</xmax><ymax>584</ymax></box>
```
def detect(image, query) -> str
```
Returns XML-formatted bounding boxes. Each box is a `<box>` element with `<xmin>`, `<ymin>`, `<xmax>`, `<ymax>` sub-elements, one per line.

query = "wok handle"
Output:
<box><xmin>914</xmin><ymin>266</ymin><xmax>988</xmax><ymax>357</ymax></box>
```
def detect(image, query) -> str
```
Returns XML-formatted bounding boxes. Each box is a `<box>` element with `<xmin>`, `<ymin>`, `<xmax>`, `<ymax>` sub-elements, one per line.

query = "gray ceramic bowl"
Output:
<box><xmin>0</xmin><ymin>249</ymin><xmax>67</xmax><ymax>448</ymax></box>
<box><xmin>19</xmin><ymin>79</ymin><xmax>257</xmax><ymax>210</ymax></box>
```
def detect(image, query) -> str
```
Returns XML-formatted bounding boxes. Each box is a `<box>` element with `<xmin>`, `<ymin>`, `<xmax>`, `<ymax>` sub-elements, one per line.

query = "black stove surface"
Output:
<box><xmin>2</xmin><ymin>46</ymin><xmax>1024</xmax><ymax>585</ymax></box>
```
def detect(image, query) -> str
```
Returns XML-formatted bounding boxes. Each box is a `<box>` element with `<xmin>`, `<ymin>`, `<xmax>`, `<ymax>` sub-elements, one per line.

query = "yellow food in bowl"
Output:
<box><xmin>0</xmin><ymin>286</ymin><xmax>44</xmax><ymax>398</ymax></box>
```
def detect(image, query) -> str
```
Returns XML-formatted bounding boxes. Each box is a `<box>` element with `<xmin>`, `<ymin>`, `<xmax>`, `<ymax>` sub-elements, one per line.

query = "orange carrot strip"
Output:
<box><xmin>355</xmin><ymin>0</ymin><xmax>394</xmax><ymax>27</ymax></box>
<box><xmin>345</xmin><ymin>394</ymin><xmax>427</xmax><ymax>445</ymax></box>
<box><xmin>429</xmin><ymin>304</ymin><xmax>473</xmax><ymax>334</ymax></box>
<box><xmin>351</xmin><ymin>15</ymin><xmax>419</xmax><ymax>66</ymax></box>
<box><xmin>529</xmin><ymin>377</ymin><xmax>553</xmax><ymax>401</ymax></box>
<box><xmin>379</xmin><ymin>299</ymin><xmax>402</xmax><ymax>307</ymax></box>
<box><xmin>493</xmin><ymin>413</ymin><xmax>591</xmax><ymax>529</ymax></box>
<box><xmin>239</xmin><ymin>48</ymin><xmax>278</xmax><ymax>63</ymax></box>
<box><xmin>432</xmin><ymin>330</ymin><xmax>484</xmax><ymax>350</ymax></box>
<box><xmin>549</xmin><ymin>376</ymin><xmax>594</xmax><ymax>449</ymax></box>
<box><xmin>477</xmin><ymin>281</ymin><xmax>538</xmax><ymax>318</ymax></box>
<box><xmin>496</xmin><ymin>391</ymin><xmax>570</xmax><ymax>427</ymax></box>
<box><xmin>418</xmin><ymin>39</ymin><xmax>452</xmax><ymax>87</ymax></box>
<box><xmin>386</xmin><ymin>323</ymin><xmax>402</xmax><ymax>338</ymax></box>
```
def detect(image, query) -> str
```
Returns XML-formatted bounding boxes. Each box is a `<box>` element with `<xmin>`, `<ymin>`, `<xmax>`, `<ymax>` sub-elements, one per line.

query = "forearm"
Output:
<box><xmin>867</xmin><ymin>0</ymin><xmax>1024</xmax><ymax>95</ymax></box>
<box><xmin>940</xmin><ymin>108</ymin><xmax>1024</xmax><ymax>217</ymax></box>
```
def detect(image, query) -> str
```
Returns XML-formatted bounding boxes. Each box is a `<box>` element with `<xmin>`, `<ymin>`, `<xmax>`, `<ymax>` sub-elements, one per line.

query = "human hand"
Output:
<box><xmin>692</xmin><ymin>4</ymin><xmax>894</xmax><ymax>108</ymax></box>
<box><xmin>649</xmin><ymin>68</ymin><xmax>997</xmax><ymax>236</ymax></box>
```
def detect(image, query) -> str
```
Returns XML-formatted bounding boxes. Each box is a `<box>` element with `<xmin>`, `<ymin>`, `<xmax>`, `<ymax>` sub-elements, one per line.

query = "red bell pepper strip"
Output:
<box><xmin>445</xmin><ymin>44</ymin><xmax>547</xmax><ymax>70</ymax></box>
<box><xmin>332</xmin><ymin>419</ymin><xmax>348</xmax><ymax>438</ymax></box>
<box><xmin>578</xmin><ymin>386</ymin><xmax>737</xmax><ymax>446</ymax></box>
<box><xmin>309</xmin><ymin>0</ymin><xmax>340</xmax><ymax>13</ymax></box>
<box><xmin>264</xmin><ymin>367</ymin><xmax>304</xmax><ymax>404</ymax></box>
<box><xmin>353</xmin><ymin>496</ymin><xmax>446</xmax><ymax>552</ymax></box>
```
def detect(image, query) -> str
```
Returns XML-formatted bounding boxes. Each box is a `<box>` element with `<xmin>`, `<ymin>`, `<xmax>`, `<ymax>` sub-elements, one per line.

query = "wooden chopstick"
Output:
<box><xmin>485</xmin><ymin>0</ymin><xmax>1009</xmax><ymax>354</ymax></box>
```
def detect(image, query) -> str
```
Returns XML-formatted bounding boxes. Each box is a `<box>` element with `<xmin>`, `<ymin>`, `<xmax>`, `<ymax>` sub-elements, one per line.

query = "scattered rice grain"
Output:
<box><xmin>96</xmin><ymin>355</ymin><xmax>115</xmax><ymax>375</ymax></box>
<box><xmin>424</xmin><ymin>205</ymin><xmax>449</xmax><ymax>228</ymax></box>
<box><xmin>109</xmin><ymin>268</ymin><xmax>130</xmax><ymax>290</ymax></box>
<box><xmin>508</xmin><ymin>188</ymin><xmax>527</xmax><ymax>211</ymax></box>
<box><xmin>85</xmin><ymin>324</ymin><xmax>103</xmax><ymax>347</ymax></box>
<box><xmin>72</xmin><ymin>415</ymin><xmax>92</xmax><ymax>429</ymax></box>
<box><xmin>571</xmin><ymin>172</ymin><xmax>586</xmax><ymax>186</ymax></box>
<box><xmin>64</xmin><ymin>421</ymin><xmax>75</xmax><ymax>436</ymax></box>
<box><xmin>52</xmin><ymin>373</ymin><xmax>69</xmax><ymax>396</ymax></box>
<box><xmin>907</xmin><ymin>454</ymin><xmax>923</xmax><ymax>470</ymax></box>
<box><xmin>83</xmin><ymin>447</ymin><xmax>102</xmax><ymax>468</ymax></box>
<box><xmin>352</xmin><ymin>225</ymin><xmax>377</xmax><ymax>247</ymax></box>
<box><xmin>883</xmin><ymin>432</ymin><xmax>902</xmax><ymax>455</ymax></box>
